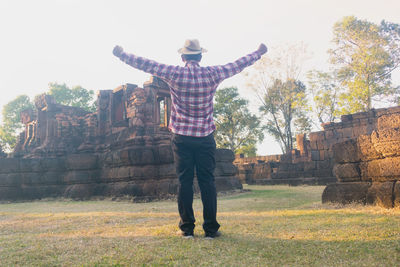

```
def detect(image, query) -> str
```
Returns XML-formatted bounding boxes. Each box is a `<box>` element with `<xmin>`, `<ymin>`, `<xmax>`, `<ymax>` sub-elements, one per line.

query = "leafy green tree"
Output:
<box><xmin>0</xmin><ymin>95</ymin><xmax>34</xmax><ymax>150</ymax></box>
<box><xmin>329</xmin><ymin>16</ymin><xmax>400</xmax><ymax>113</ymax></box>
<box><xmin>246</xmin><ymin>43</ymin><xmax>312</xmax><ymax>154</ymax></box>
<box><xmin>307</xmin><ymin>70</ymin><xmax>341</xmax><ymax>127</ymax></box>
<box><xmin>48</xmin><ymin>82</ymin><xmax>96</xmax><ymax>112</ymax></box>
<box><xmin>214</xmin><ymin>87</ymin><xmax>264</xmax><ymax>157</ymax></box>
<box><xmin>259</xmin><ymin>79</ymin><xmax>311</xmax><ymax>154</ymax></box>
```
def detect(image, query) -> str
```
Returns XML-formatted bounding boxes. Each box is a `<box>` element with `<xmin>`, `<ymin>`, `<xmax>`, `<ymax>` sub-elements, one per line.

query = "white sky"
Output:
<box><xmin>1</xmin><ymin>0</ymin><xmax>399</xmax><ymax>155</ymax></box>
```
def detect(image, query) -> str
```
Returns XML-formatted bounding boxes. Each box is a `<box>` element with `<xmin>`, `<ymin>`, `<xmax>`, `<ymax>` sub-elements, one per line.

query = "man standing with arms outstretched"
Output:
<box><xmin>113</xmin><ymin>40</ymin><xmax>267</xmax><ymax>239</ymax></box>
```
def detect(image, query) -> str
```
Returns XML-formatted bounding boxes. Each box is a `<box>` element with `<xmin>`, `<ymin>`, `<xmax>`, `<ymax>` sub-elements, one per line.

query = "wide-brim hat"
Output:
<box><xmin>178</xmin><ymin>39</ymin><xmax>207</xmax><ymax>54</ymax></box>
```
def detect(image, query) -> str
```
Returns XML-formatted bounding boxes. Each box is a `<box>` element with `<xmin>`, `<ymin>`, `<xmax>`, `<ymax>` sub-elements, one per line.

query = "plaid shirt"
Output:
<box><xmin>118</xmin><ymin>49</ymin><xmax>262</xmax><ymax>137</ymax></box>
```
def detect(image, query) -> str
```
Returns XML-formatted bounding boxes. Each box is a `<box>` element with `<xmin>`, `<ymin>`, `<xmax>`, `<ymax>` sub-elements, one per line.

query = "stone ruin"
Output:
<box><xmin>322</xmin><ymin>106</ymin><xmax>400</xmax><ymax>208</ymax></box>
<box><xmin>235</xmin><ymin>105</ymin><xmax>400</xmax><ymax>208</ymax></box>
<box><xmin>234</xmin><ymin>133</ymin><xmax>336</xmax><ymax>186</ymax></box>
<box><xmin>0</xmin><ymin>76</ymin><xmax>242</xmax><ymax>201</ymax></box>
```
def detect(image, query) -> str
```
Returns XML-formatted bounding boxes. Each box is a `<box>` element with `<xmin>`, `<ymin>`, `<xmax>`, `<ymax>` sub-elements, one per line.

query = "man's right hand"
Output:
<box><xmin>257</xmin><ymin>43</ymin><xmax>268</xmax><ymax>55</ymax></box>
<box><xmin>113</xmin><ymin>45</ymin><xmax>124</xmax><ymax>57</ymax></box>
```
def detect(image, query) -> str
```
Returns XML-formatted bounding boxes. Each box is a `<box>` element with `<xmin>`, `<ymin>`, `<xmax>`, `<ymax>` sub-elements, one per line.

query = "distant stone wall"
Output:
<box><xmin>0</xmin><ymin>146</ymin><xmax>241</xmax><ymax>201</ymax></box>
<box><xmin>322</xmin><ymin>106</ymin><xmax>400</xmax><ymax>208</ymax></box>
<box><xmin>0</xmin><ymin>77</ymin><xmax>242</xmax><ymax>201</ymax></box>
<box><xmin>234</xmin><ymin>134</ymin><xmax>336</xmax><ymax>186</ymax></box>
<box><xmin>235</xmin><ymin>106</ymin><xmax>400</xmax><ymax>188</ymax></box>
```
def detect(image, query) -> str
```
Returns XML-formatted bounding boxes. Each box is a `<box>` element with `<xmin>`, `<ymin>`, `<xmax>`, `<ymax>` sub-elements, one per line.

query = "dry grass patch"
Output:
<box><xmin>0</xmin><ymin>185</ymin><xmax>399</xmax><ymax>266</ymax></box>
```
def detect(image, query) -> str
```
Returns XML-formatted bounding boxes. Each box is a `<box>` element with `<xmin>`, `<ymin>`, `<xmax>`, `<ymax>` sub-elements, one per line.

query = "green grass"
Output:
<box><xmin>0</xmin><ymin>185</ymin><xmax>399</xmax><ymax>266</ymax></box>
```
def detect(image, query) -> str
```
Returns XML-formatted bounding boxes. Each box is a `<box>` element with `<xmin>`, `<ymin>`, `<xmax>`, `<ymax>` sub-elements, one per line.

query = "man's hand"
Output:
<box><xmin>113</xmin><ymin>45</ymin><xmax>124</xmax><ymax>57</ymax></box>
<box><xmin>257</xmin><ymin>43</ymin><xmax>268</xmax><ymax>55</ymax></box>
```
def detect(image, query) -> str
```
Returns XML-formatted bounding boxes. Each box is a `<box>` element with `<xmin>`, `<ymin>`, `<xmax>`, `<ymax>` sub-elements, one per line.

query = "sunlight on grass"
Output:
<box><xmin>0</xmin><ymin>185</ymin><xmax>399</xmax><ymax>266</ymax></box>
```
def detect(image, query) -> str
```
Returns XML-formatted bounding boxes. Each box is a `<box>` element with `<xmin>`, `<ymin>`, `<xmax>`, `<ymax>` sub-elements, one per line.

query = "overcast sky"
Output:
<box><xmin>1</xmin><ymin>0</ymin><xmax>399</xmax><ymax>155</ymax></box>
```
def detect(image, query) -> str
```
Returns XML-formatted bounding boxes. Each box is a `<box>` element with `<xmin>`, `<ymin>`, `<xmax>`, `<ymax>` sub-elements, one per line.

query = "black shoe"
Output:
<box><xmin>177</xmin><ymin>230</ymin><xmax>194</xmax><ymax>239</ymax></box>
<box><xmin>204</xmin><ymin>231</ymin><xmax>221</xmax><ymax>239</ymax></box>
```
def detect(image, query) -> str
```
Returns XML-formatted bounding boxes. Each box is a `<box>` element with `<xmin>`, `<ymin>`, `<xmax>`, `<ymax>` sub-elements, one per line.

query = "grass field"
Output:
<box><xmin>0</xmin><ymin>185</ymin><xmax>399</xmax><ymax>266</ymax></box>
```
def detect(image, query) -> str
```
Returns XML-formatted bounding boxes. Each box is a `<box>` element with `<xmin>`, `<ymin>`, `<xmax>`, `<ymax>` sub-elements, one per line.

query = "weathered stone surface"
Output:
<box><xmin>333</xmin><ymin>163</ymin><xmax>361</xmax><ymax>182</ymax></box>
<box><xmin>357</xmin><ymin>134</ymin><xmax>382</xmax><ymax>161</ymax></box>
<box><xmin>214</xmin><ymin>162</ymin><xmax>237</xmax><ymax>177</ymax></box>
<box><xmin>66</xmin><ymin>154</ymin><xmax>98</xmax><ymax>170</ymax></box>
<box><xmin>215</xmin><ymin>149</ymin><xmax>235</xmax><ymax>162</ymax></box>
<box><xmin>0</xmin><ymin>77</ymin><xmax>242</xmax><ymax>201</ymax></box>
<box><xmin>322</xmin><ymin>182</ymin><xmax>370</xmax><ymax>204</ymax></box>
<box><xmin>0</xmin><ymin>158</ymin><xmax>20</xmax><ymax>173</ymax></box>
<box><xmin>360</xmin><ymin>157</ymin><xmax>400</xmax><ymax>182</ymax></box>
<box><xmin>377</xmin><ymin>113</ymin><xmax>400</xmax><ymax>130</ymax></box>
<box><xmin>332</xmin><ymin>139</ymin><xmax>360</xmax><ymax>163</ymax></box>
<box><xmin>366</xmin><ymin>182</ymin><xmax>395</xmax><ymax>208</ymax></box>
<box><xmin>394</xmin><ymin>181</ymin><xmax>400</xmax><ymax>208</ymax></box>
<box><xmin>371</xmin><ymin>128</ymin><xmax>400</xmax><ymax>157</ymax></box>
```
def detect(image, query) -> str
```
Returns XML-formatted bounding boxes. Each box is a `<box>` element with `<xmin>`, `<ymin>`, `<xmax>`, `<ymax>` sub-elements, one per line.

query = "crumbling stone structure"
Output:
<box><xmin>322</xmin><ymin>106</ymin><xmax>400</xmax><ymax>208</ymax></box>
<box><xmin>234</xmin><ymin>134</ymin><xmax>336</xmax><ymax>185</ymax></box>
<box><xmin>235</xmin><ymin>105</ymin><xmax>400</xmax><ymax>197</ymax></box>
<box><xmin>0</xmin><ymin>77</ymin><xmax>241</xmax><ymax>201</ymax></box>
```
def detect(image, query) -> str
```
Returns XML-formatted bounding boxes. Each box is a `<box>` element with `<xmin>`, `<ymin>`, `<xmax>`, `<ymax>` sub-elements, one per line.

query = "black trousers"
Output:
<box><xmin>172</xmin><ymin>133</ymin><xmax>220</xmax><ymax>234</ymax></box>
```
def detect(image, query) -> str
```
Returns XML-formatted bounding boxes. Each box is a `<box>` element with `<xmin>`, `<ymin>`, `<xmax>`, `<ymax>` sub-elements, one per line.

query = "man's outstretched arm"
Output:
<box><xmin>113</xmin><ymin>45</ymin><xmax>177</xmax><ymax>80</ymax></box>
<box><xmin>212</xmin><ymin>44</ymin><xmax>268</xmax><ymax>82</ymax></box>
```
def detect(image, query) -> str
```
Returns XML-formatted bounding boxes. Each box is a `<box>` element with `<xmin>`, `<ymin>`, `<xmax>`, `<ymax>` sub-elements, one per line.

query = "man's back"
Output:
<box><xmin>115</xmin><ymin>47</ymin><xmax>264</xmax><ymax>137</ymax></box>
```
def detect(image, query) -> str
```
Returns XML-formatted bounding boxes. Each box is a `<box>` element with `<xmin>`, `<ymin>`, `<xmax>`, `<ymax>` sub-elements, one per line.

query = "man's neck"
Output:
<box><xmin>185</xmin><ymin>60</ymin><xmax>200</xmax><ymax>67</ymax></box>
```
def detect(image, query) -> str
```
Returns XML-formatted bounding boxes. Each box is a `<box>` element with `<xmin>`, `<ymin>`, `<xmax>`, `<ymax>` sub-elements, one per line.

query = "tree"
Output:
<box><xmin>259</xmin><ymin>79</ymin><xmax>311</xmax><ymax>154</ymax></box>
<box><xmin>246</xmin><ymin>43</ymin><xmax>312</xmax><ymax>154</ymax></box>
<box><xmin>0</xmin><ymin>95</ymin><xmax>34</xmax><ymax>150</ymax></box>
<box><xmin>307</xmin><ymin>70</ymin><xmax>341</xmax><ymax>127</ymax></box>
<box><xmin>329</xmin><ymin>16</ymin><xmax>400</xmax><ymax>113</ymax></box>
<box><xmin>214</xmin><ymin>87</ymin><xmax>264</xmax><ymax>156</ymax></box>
<box><xmin>47</xmin><ymin>82</ymin><xmax>96</xmax><ymax>112</ymax></box>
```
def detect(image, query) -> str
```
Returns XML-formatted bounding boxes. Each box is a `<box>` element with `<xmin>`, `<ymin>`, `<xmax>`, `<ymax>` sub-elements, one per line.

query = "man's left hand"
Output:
<box><xmin>113</xmin><ymin>45</ymin><xmax>124</xmax><ymax>57</ymax></box>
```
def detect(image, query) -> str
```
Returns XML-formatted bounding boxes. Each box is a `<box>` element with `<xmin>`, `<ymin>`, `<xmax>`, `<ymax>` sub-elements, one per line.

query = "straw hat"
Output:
<box><xmin>178</xmin><ymin>39</ymin><xmax>207</xmax><ymax>54</ymax></box>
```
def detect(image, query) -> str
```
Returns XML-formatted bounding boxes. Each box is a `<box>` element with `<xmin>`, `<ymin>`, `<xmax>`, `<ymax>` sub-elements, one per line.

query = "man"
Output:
<box><xmin>113</xmin><ymin>39</ymin><xmax>267</xmax><ymax>239</ymax></box>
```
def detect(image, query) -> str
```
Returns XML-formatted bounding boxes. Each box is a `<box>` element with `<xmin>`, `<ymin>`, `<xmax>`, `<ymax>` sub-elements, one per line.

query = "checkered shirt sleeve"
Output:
<box><xmin>117</xmin><ymin>49</ymin><xmax>262</xmax><ymax>137</ymax></box>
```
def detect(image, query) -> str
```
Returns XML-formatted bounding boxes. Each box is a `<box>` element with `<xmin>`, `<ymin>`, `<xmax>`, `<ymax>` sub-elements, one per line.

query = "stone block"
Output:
<box><xmin>371</xmin><ymin>128</ymin><xmax>400</xmax><ymax>157</ymax></box>
<box><xmin>64</xmin><ymin>170</ymin><xmax>99</xmax><ymax>184</ymax></box>
<box><xmin>366</xmin><ymin>182</ymin><xmax>395</xmax><ymax>208</ymax></box>
<box><xmin>215</xmin><ymin>149</ymin><xmax>235</xmax><ymax>162</ymax></box>
<box><xmin>156</xmin><ymin>145</ymin><xmax>174</xmax><ymax>164</ymax></box>
<box><xmin>128</xmin><ymin>147</ymin><xmax>155</xmax><ymax>166</ymax></box>
<box><xmin>0</xmin><ymin>158</ymin><xmax>20</xmax><ymax>173</ymax></box>
<box><xmin>311</xmin><ymin>150</ymin><xmax>320</xmax><ymax>161</ymax></box>
<box><xmin>352</xmin><ymin>125</ymin><xmax>369</xmax><ymax>137</ymax></box>
<box><xmin>63</xmin><ymin>184</ymin><xmax>97</xmax><ymax>199</ymax></box>
<box><xmin>394</xmin><ymin>181</ymin><xmax>400</xmax><ymax>208</ymax></box>
<box><xmin>304</xmin><ymin>161</ymin><xmax>316</xmax><ymax>171</ymax></box>
<box><xmin>377</xmin><ymin>113</ymin><xmax>400</xmax><ymax>130</ymax></box>
<box><xmin>0</xmin><ymin>173</ymin><xmax>22</xmax><ymax>186</ymax></box>
<box><xmin>155</xmin><ymin>180</ymin><xmax>171</xmax><ymax>195</ymax></box>
<box><xmin>332</xmin><ymin>139</ymin><xmax>360</xmax><ymax>164</ymax></box>
<box><xmin>357</xmin><ymin>134</ymin><xmax>382</xmax><ymax>161</ymax></box>
<box><xmin>317</xmin><ymin>160</ymin><xmax>332</xmax><ymax>170</ymax></box>
<box><xmin>66</xmin><ymin>154</ymin><xmax>98</xmax><ymax>170</ymax></box>
<box><xmin>309</xmin><ymin>131</ymin><xmax>325</xmax><ymax>142</ymax></box>
<box><xmin>333</xmin><ymin>163</ymin><xmax>360</xmax><ymax>182</ymax></box>
<box><xmin>322</xmin><ymin>182</ymin><xmax>370</xmax><ymax>204</ymax></box>
<box><xmin>312</xmin><ymin>168</ymin><xmax>332</xmax><ymax>178</ymax></box>
<box><xmin>214</xmin><ymin>162</ymin><xmax>237</xmax><ymax>177</ymax></box>
<box><xmin>18</xmin><ymin>158</ymin><xmax>41</xmax><ymax>172</ymax></box>
<box><xmin>342</xmin><ymin>127</ymin><xmax>354</xmax><ymax>139</ymax></box>
<box><xmin>310</xmin><ymin>141</ymin><xmax>318</xmax><ymax>150</ymax></box>
<box><xmin>157</xmin><ymin>164</ymin><xmax>176</xmax><ymax>178</ymax></box>
<box><xmin>40</xmin><ymin>171</ymin><xmax>65</xmax><ymax>184</ymax></box>
<box><xmin>360</xmin><ymin>157</ymin><xmax>400</xmax><ymax>181</ymax></box>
